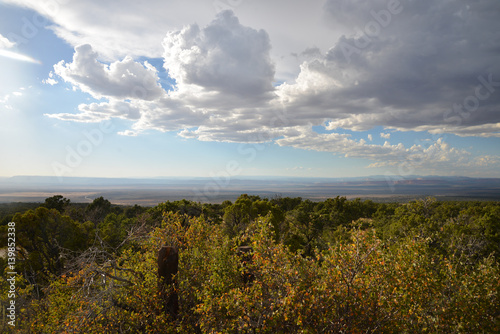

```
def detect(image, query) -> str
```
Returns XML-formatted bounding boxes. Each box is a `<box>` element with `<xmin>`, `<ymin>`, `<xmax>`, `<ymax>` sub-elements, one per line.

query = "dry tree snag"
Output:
<box><xmin>158</xmin><ymin>245</ymin><xmax>179</xmax><ymax>318</ymax></box>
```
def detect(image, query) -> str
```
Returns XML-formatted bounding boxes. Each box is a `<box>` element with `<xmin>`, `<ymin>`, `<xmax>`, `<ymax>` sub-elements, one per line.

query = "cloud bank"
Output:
<box><xmin>34</xmin><ymin>1</ymin><xmax>500</xmax><ymax>173</ymax></box>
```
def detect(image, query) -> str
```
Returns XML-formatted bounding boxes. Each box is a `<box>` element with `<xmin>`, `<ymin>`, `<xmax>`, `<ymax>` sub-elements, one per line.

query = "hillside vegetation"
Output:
<box><xmin>1</xmin><ymin>195</ymin><xmax>499</xmax><ymax>333</ymax></box>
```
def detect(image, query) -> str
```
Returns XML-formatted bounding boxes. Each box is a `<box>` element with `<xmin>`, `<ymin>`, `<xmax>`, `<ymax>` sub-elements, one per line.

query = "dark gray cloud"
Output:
<box><xmin>317</xmin><ymin>0</ymin><xmax>500</xmax><ymax>133</ymax></box>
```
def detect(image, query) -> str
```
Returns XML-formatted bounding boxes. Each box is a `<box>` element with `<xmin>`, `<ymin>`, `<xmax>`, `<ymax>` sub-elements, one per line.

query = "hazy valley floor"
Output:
<box><xmin>1</xmin><ymin>176</ymin><xmax>500</xmax><ymax>204</ymax></box>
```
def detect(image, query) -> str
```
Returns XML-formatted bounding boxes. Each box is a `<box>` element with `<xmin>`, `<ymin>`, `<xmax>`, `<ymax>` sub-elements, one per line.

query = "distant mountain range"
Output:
<box><xmin>1</xmin><ymin>175</ymin><xmax>499</xmax><ymax>204</ymax></box>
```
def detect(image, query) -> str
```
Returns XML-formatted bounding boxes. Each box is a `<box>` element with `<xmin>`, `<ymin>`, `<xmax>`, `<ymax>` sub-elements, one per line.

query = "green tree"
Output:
<box><xmin>284</xmin><ymin>199</ymin><xmax>324</xmax><ymax>255</ymax></box>
<box><xmin>42</xmin><ymin>195</ymin><xmax>70</xmax><ymax>213</ymax></box>
<box><xmin>13</xmin><ymin>207</ymin><xmax>92</xmax><ymax>287</ymax></box>
<box><xmin>86</xmin><ymin>196</ymin><xmax>112</xmax><ymax>223</ymax></box>
<box><xmin>223</xmin><ymin>194</ymin><xmax>257</xmax><ymax>238</ymax></box>
<box><xmin>97</xmin><ymin>213</ymin><xmax>136</xmax><ymax>250</ymax></box>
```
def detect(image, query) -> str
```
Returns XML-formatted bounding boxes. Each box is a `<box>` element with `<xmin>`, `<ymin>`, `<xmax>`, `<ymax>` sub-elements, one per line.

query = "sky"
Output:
<box><xmin>0</xmin><ymin>0</ymin><xmax>499</xmax><ymax>180</ymax></box>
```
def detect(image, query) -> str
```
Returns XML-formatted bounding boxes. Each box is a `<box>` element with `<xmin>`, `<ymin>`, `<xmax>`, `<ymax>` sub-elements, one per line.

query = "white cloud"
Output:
<box><xmin>15</xmin><ymin>1</ymin><xmax>500</xmax><ymax>139</ymax></box>
<box><xmin>1</xmin><ymin>0</ymin><xmax>216</xmax><ymax>60</ymax></box>
<box><xmin>118</xmin><ymin>130</ymin><xmax>139</xmax><ymax>136</ymax></box>
<box><xmin>163</xmin><ymin>10</ymin><xmax>275</xmax><ymax>99</ymax></box>
<box><xmin>0</xmin><ymin>94</ymin><xmax>10</xmax><ymax>104</ymax></box>
<box><xmin>42</xmin><ymin>77</ymin><xmax>58</xmax><ymax>85</ymax></box>
<box><xmin>0</xmin><ymin>34</ymin><xmax>15</xmax><ymax>49</ymax></box>
<box><xmin>45</xmin><ymin>100</ymin><xmax>142</xmax><ymax>123</ymax></box>
<box><xmin>42</xmin><ymin>71</ymin><xmax>58</xmax><ymax>85</ymax></box>
<box><xmin>276</xmin><ymin>127</ymin><xmax>498</xmax><ymax>174</ymax></box>
<box><xmin>37</xmin><ymin>3</ymin><xmax>500</xmax><ymax>173</ymax></box>
<box><xmin>0</xmin><ymin>88</ymin><xmax>28</xmax><ymax>111</ymax></box>
<box><xmin>276</xmin><ymin>127</ymin><xmax>406</xmax><ymax>161</ymax></box>
<box><xmin>53</xmin><ymin>44</ymin><xmax>164</xmax><ymax>100</ymax></box>
<box><xmin>49</xmin><ymin>11</ymin><xmax>277</xmax><ymax>139</ymax></box>
<box><xmin>407</xmin><ymin>123</ymin><xmax>500</xmax><ymax>138</ymax></box>
<box><xmin>1</xmin><ymin>0</ymin><xmax>333</xmax><ymax>81</ymax></box>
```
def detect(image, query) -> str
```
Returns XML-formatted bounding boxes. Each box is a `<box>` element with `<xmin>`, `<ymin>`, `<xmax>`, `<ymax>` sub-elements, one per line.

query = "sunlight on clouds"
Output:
<box><xmin>54</xmin><ymin>44</ymin><xmax>164</xmax><ymax>100</ymax></box>
<box><xmin>44</xmin><ymin>5</ymin><xmax>500</xmax><ymax>145</ymax></box>
<box><xmin>0</xmin><ymin>49</ymin><xmax>42</xmax><ymax>64</ymax></box>
<box><xmin>32</xmin><ymin>1</ymin><xmax>500</xmax><ymax>176</ymax></box>
<box><xmin>162</xmin><ymin>10</ymin><xmax>275</xmax><ymax>98</ymax></box>
<box><xmin>0</xmin><ymin>34</ymin><xmax>40</xmax><ymax>64</ymax></box>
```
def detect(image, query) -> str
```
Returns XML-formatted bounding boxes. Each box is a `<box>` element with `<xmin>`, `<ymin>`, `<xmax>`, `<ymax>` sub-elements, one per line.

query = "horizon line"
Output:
<box><xmin>1</xmin><ymin>174</ymin><xmax>497</xmax><ymax>181</ymax></box>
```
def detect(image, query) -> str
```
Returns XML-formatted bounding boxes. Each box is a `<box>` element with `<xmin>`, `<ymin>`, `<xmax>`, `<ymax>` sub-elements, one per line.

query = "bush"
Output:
<box><xmin>7</xmin><ymin>199</ymin><xmax>500</xmax><ymax>333</ymax></box>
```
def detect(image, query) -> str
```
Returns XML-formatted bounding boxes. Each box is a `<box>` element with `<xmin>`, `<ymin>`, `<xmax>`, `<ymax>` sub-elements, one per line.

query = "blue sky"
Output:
<box><xmin>0</xmin><ymin>0</ymin><xmax>499</xmax><ymax>179</ymax></box>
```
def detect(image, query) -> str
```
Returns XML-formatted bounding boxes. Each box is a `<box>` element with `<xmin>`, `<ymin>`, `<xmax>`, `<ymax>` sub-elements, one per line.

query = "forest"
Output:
<box><xmin>1</xmin><ymin>194</ymin><xmax>499</xmax><ymax>333</ymax></box>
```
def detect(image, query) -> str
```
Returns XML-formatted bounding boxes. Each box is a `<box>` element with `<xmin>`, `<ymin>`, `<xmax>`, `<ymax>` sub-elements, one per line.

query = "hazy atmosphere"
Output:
<box><xmin>1</xmin><ymin>0</ymin><xmax>499</xmax><ymax>179</ymax></box>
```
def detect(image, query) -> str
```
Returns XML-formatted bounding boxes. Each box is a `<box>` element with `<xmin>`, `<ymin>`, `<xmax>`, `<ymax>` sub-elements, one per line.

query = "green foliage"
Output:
<box><xmin>0</xmin><ymin>202</ymin><xmax>40</xmax><ymax>227</ymax></box>
<box><xmin>375</xmin><ymin>198</ymin><xmax>500</xmax><ymax>264</ymax></box>
<box><xmin>153</xmin><ymin>200</ymin><xmax>203</xmax><ymax>218</ymax></box>
<box><xmin>97</xmin><ymin>213</ymin><xmax>136</xmax><ymax>250</ymax></box>
<box><xmin>86</xmin><ymin>196</ymin><xmax>112</xmax><ymax>223</ymax></box>
<box><xmin>222</xmin><ymin>194</ymin><xmax>284</xmax><ymax>240</ymax></box>
<box><xmin>124</xmin><ymin>204</ymin><xmax>147</xmax><ymax>219</ymax></box>
<box><xmin>11</xmin><ymin>207</ymin><xmax>93</xmax><ymax>286</ymax></box>
<box><xmin>3</xmin><ymin>196</ymin><xmax>500</xmax><ymax>332</ymax></box>
<box><xmin>42</xmin><ymin>195</ymin><xmax>70</xmax><ymax>213</ymax></box>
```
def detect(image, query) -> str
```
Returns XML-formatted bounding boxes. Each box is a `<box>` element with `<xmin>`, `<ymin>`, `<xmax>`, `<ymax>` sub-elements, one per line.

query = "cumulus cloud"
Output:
<box><xmin>42</xmin><ymin>71</ymin><xmax>58</xmax><ymax>85</ymax></box>
<box><xmin>42</xmin><ymin>4</ymin><xmax>500</xmax><ymax>172</ymax></box>
<box><xmin>276</xmin><ymin>127</ymin><xmax>406</xmax><ymax>161</ymax></box>
<box><xmin>308</xmin><ymin>0</ymin><xmax>500</xmax><ymax>136</ymax></box>
<box><xmin>380</xmin><ymin>132</ymin><xmax>390</xmax><ymax>139</ymax></box>
<box><xmin>1</xmin><ymin>0</ymin><xmax>333</xmax><ymax>81</ymax></box>
<box><xmin>163</xmin><ymin>10</ymin><xmax>275</xmax><ymax>100</ymax></box>
<box><xmin>35</xmin><ymin>2</ymin><xmax>500</xmax><ymax>140</ymax></box>
<box><xmin>276</xmin><ymin>127</ymin><xmax>497</xmax><ymax>174</ymax></box>
<box><xmin>49</xmin><ymin>11</ymin><xmax>278</xmax><ymax>141</ymax></box>
<box><xmin>54</xmin><ymin>44</ymin><xmax>164</xmax><ymax>100</ymax></box>
<box><xmin>263</xmin><ymin>0</ymin><xmax>500</xmax><ymax>140</ymax></box>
